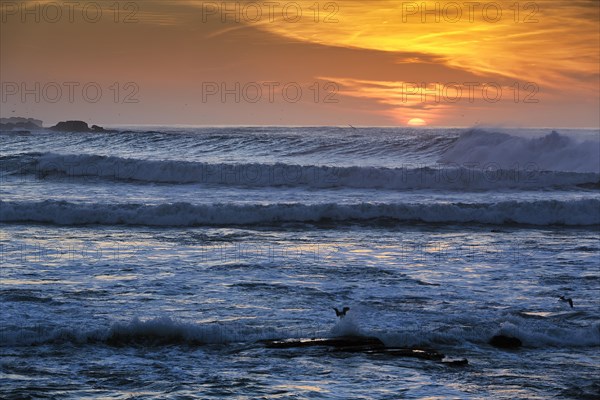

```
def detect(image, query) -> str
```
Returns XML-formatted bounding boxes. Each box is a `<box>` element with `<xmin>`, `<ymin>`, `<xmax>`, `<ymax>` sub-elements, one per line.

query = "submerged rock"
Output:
<box><xmin>261</xmin><ymin>336</ymin><xmax>457</xmax><ymax>363</ymax></box>
<box><xmin>489</xmin><ymin>334</ymin><xmax>522</xmax><ymax>349</ymax></box>
<box><xmin>263</xmin><ymin>336</ymin><xmax>385</xmax><ymax>349</ymax></box>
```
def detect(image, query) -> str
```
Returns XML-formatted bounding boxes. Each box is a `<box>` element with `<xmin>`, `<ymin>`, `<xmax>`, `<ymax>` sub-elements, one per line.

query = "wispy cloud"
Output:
<box><xmin>251</xmin><ymin>0</ymin><xmax>599</xmax><ymax>91</ymax></box>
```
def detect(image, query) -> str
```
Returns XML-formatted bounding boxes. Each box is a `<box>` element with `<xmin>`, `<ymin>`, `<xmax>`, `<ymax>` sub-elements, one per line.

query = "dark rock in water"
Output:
<box><xmin>91</xmin><ymin>124</ymin><xmax>107</xmax><ymax>132</ymax></box>
<box><xmin>261</xmin><ymin>336</ymin><xmax>459</xmax><ymax>363</ymax></box>
<box><xmin>0</xmin><ymin>121</ymin><xmax>40</xmax><ymax>131</ymax></box>
<box><xmin>489</xmin><ymin>334</ymin><xmax>522</xmax><ymax>349</ymax></box>
<box><xmin>263</xmin><ymin>336</ymin><xmax>385</xmax><ymax>349</ymax></box>
<box><xmin>358</xmin><ymin>347</ymin><xmax>446</xmax><ymax>361</ymax></box>
<box><xmin>0</xmin><ymin>117</ymin><xmax>43</xmax><ymax>130</ymax></box>
<box><xmin>49</xmin><ymin>120</ymin><xmax>113</xmax><ymax>133</ymax></box>
<box><xmin>441</xmin><ymin>358</ymin><xmax>469</xmax><ymax>366</ymax></box>
<box><xmin>50</xmin><ymin>120</ymin><xmax>91</xmax><ymax>132</ymax></box>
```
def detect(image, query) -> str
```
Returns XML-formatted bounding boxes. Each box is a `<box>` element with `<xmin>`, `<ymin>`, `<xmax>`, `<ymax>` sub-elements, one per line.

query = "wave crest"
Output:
<box><xmin>440</xmin><ymin>130</ymin><xmax>600</xmax><ymax>173</ymax></box>
<box><xmin>1</xmin><ymin>199</ymin><xmax>598</xmax><ymax>226</ymax></box>
<box><xmin>2</xmin><ymin>316</ymin><xmax>598</xmax><ymax>349</ymax></box>
<box><xmin>4</xmin><ymin>152</ymin><xmax>599</xmax><ymax>190</ymax></box>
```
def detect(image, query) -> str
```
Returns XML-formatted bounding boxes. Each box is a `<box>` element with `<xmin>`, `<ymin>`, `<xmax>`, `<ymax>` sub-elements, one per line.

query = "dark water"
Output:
<box><xmin>1</xmin><ymin>127</ymin><xmax>599</xmax><ymax>398</ymax></box>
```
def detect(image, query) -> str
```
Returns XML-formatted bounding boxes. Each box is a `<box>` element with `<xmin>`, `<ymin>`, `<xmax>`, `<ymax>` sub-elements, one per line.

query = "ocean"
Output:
<box><xmin>1</xmin><ymin>126</ymin><xmax>599</xmax><ymax>399</ymax></box>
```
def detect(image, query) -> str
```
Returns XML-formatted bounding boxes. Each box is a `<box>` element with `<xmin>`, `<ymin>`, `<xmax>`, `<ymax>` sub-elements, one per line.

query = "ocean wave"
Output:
<box><xmin>2</xmin><ymin>316</ymin><xmax>598</xmax><ymax>349</ymax></box>
<box><xmin>1</xmin><ymin>199</ymin><xmax>598</xmax><ymax>226</ymax></box>
<box><xmin>3</xmin><ymin>152</ymin><xmax>599</xmax><ymax>190</ymax></box>
<box><xmin>0</xmin><ymin>317</ymin><xmax>279</xmax><ymax>347</ymax></box>
<box><xmin>378</xmin><ymin>319</ymin><xmax>600</xmax><ymax>349</ymax></box>
<box><xmin>440</xmin><ymin>129</ymin><xmax>600</xmax><ymax>173</ymax></box>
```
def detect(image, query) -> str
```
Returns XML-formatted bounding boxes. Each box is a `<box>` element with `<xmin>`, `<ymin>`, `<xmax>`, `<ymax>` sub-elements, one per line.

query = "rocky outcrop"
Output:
<box><xmin>0</xmin><ymin>117</ymin><xmax>43</xmax><ymax>131</ymax></box>
<box><xmin>49</xmin><ymin>120</ymin><xmax>113</xmax><ymax>133</ymax></box>
<box><xmin>49</xmin><ymin>120</ymin><xmax>92</xmax><ymax>132</ymax></box>
<box><xmin>1</xmin><ymin>118</ymin><xmax>115</xmax><ymax>133</ymax></box>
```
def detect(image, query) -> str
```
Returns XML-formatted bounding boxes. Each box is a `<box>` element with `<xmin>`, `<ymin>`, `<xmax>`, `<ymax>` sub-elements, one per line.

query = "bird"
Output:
<box><xmin>559</xmin><ymin>296</ymin><xmax>573</xmax><ymax>308</ymax></box>
<box><xmin>333</xmin><ymin>307</ymin><xmax>350</xmax><ymax>318</ymax></box>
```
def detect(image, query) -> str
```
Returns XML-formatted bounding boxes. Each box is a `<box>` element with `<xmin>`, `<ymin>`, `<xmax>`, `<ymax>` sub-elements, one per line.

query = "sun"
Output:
<box><xmin>407</xmin><ymin>118</ymin><xmax>427</xmax><ymax>126</ymax></box>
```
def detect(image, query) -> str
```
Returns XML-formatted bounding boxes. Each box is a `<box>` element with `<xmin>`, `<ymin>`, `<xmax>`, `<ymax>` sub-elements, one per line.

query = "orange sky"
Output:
<box><xmin>1</xmin><ymin>0</ymin><xmax>599</xmax><ymax>126</ymax></box>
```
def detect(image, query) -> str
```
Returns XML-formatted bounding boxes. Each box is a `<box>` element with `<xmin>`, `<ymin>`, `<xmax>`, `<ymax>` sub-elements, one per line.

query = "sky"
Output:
<box><xmin>1</xmin><ymin>0</ymin><xmax>599</xmax><ymax>127</ymax></box>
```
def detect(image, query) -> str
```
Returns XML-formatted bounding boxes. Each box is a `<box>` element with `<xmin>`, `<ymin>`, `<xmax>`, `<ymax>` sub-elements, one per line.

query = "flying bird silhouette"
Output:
<box><xmin>559</xmin><ymin>296</ymin><xmax>573</xmax><ymax>308</ymax></box>
<box><xmin>333</xmin><ymin>307</ymin><xmax>350</xmax><ymax>318</ymax></box>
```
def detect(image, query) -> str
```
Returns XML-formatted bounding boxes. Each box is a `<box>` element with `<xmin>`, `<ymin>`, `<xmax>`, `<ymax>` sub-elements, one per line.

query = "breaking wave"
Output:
<box><xmin>439</xmin><ymin>129</ymin><xmax>600</xmax><ymax>173</ymax></box>
<box><xmin>1</xmin><ymin>199</ymin><xmax>598</xmax><ymax>226</ymax></box>
<box><xmin>3</xmin><ymin>151</ymin><xmax>599</xmax><ymax>190</ymax></box>
<box><xmin>2</xmin><ymin>316</ymin><xmax>598</xmax><ymax>349</ymax></box>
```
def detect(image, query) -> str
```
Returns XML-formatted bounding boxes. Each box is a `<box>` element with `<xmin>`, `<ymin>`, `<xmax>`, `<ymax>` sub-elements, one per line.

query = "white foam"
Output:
<box><xmin>0</xmin><ymin>316</ymin><xmax>280</xmax><ymax>346</ymax></box>
<box><xmin>440</xmin><ymin>130</ymin><xmax>600</xmax><ymax>173</ymax></box>
<box><xmin>496</xmin><ymin>320</ymin><xmax>600</xmax><ymax>348</ymax></box>
<box><xmin>374</xmin><ymin>318</ymin><xmax>600</xmax><ymax>349</ymax></box>
<box><xmin>2</xmin><ymin>316</ymin><xmax>598</xmax><ymax>349</ymax></box>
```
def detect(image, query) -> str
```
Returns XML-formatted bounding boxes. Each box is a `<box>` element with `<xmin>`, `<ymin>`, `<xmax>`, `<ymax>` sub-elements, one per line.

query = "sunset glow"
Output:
<box><xmin>407</xmin><ymin>118</ymin><xmax>427</xmax><ymax>126</ymax></box>
<box><xmin>2</xmin><ymin>2</ymin><xmax>599</xmax><ymax>398</ymax></box>
<box><xmin>1</xmin><ymin>1</ymin><xmax>599</xmax><ymax>126</ymax></box>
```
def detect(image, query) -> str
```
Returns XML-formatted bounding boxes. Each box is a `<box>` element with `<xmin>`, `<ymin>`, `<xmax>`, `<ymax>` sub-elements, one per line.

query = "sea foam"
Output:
<box><xmin>439</xmin><ymin>130</ymin><xmax>600</xmax><ymax>173</ymax></box>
